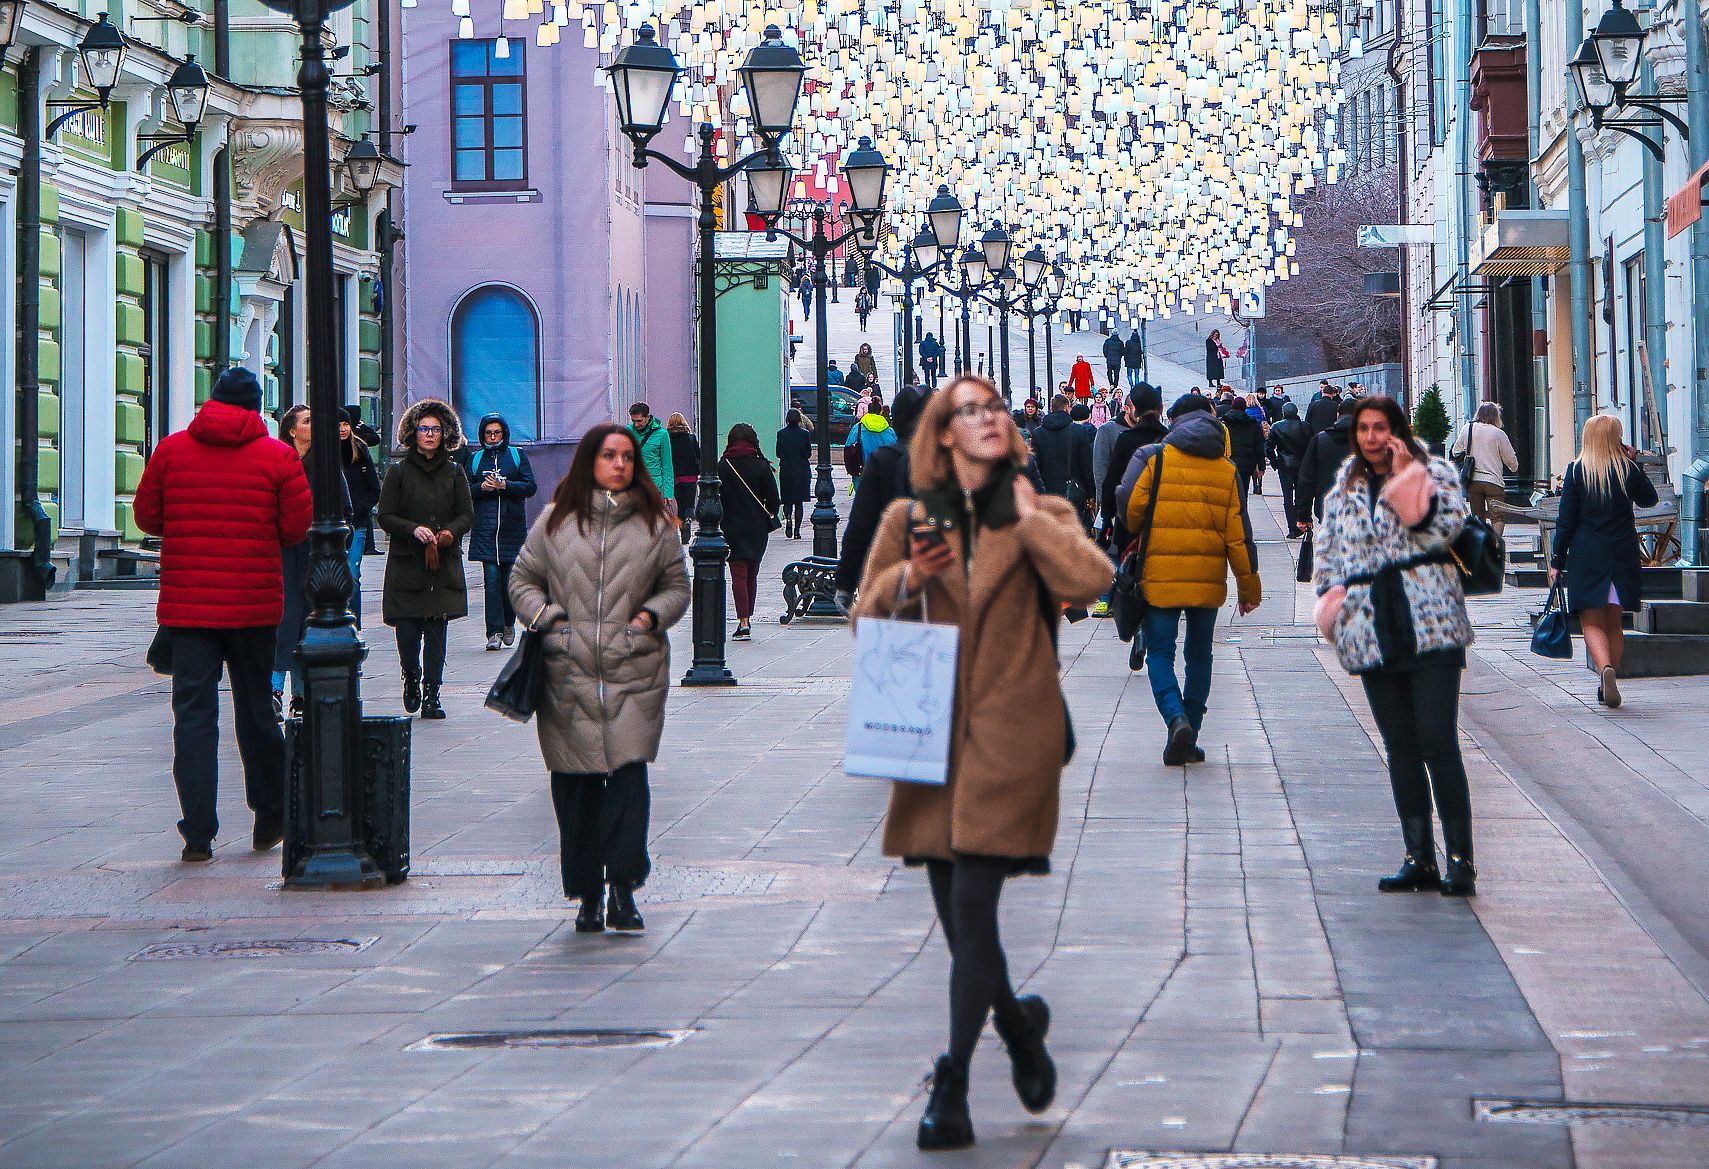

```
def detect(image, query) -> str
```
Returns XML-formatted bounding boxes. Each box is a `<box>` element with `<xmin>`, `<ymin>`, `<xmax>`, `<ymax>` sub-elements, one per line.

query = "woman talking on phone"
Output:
<box><xmin>853</xmin><ymin>374</ymin><xmax>1111</xmax><ymax>1151</ymax></box>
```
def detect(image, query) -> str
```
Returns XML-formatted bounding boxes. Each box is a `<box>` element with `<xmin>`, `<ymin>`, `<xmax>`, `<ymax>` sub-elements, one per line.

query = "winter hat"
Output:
<box><xmin>1070</xmin><ymin>402</ymin><xmax>1091</xmax><ymax>422</ymax></box>
<box><xmin>210</xmin><ymin>366</ymin><xmax>262</xmax><ymax>412</ymax></box>
<box><xmin>1024</xmin><ymin>397</ymin><xmax>1040</xmax><ymax>409</ymax></box>
<box><xmin>1282</xmin><ymin>401</ymin><xmax>1300</xmax><ymax>418</ymax></box>
<box><xmin>1128</xmin><ymin>383</ymin><xmax>1162</xmax><ymax>416</ymax></box>
<box><xmin>891</xmin><ymin>385</ymin><xmax>927</xmax><ymax>443</ymax></box>
<box><xmin>1168</xmin><ymin>392</ymin><xmax>1214</xmax><ymax>420</ymax></box>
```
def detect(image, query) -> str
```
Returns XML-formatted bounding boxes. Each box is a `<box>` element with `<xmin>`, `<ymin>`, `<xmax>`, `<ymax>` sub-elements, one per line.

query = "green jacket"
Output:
<box><xmin>630</xmin><ymin>418</ymin><xmax>675</xmax><ymax>495</ymax></box>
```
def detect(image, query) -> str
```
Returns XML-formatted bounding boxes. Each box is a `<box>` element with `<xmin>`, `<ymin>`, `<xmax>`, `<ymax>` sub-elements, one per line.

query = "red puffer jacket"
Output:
<box><xmin>134</xmin><ymin>400</ymin><xmax>313</xmax><ymax>629</ymax></box>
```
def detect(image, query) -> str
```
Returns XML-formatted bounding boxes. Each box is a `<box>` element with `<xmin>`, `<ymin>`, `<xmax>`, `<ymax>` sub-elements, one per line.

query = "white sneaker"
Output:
<box><xmin>486</xmin><ymin>633</ymin><xmax>502</xmax><ymax>651</ymax></box>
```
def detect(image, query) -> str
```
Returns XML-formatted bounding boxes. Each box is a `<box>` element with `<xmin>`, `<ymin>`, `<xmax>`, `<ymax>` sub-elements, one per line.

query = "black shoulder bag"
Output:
<box><xmin>486</xmin><ymin>602</ymin><xmax>550</xmax><ymax>722</ymax></box>
<box><xmin>1109</xmin><ymin>446</ymin><xmax>1165</xmax><ymax>644</ymax></box>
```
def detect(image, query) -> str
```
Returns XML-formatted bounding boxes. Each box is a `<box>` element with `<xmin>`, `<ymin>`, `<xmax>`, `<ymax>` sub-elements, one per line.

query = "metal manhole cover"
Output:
<box><xmin>407</xmin><ymin>1028</ymin><xmax>695</xmax><ymax>1052</ymax></box>
<box><xmin>130</xmin><ymin>937</ymin><xmax>377</xmax><ymax>960</ymax></box>
<box><xmin>1106</xmin><ymin>1158</ymin><xmax>1436</xmax><ymax>1169</ymax></box>
<box><xmin>1476</xmin><ymin>1098</ymin><xmax>1709</xmax><ymax>1128</ymax></box>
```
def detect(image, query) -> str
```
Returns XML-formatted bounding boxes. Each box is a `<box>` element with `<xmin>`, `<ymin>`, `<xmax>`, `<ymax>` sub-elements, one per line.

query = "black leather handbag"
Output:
<box><xmin>1109</xmin><ymin>447</ymin><xmax>1165</xmax><ymax>644</ymax></box>
<box><xmin>1450</xmin><ymin>514</ymin><xmax>1506</xmax><ymax>596</ymax></box>
<box><xmin>485</xmin><ymin>605</ymin><xmax>549</xmax><ymax>722</ymax></box>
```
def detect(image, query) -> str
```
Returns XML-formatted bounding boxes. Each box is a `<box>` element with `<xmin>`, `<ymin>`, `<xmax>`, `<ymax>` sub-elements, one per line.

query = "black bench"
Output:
<box><xmin>779</xmin><ymin>556</ymin><xmax>846</xmax><ymax>624</ymax></box>
<box><xmin>97</xmin><ymin>548</ymin><xmax>160</xmax><ymax>577</ymax></box>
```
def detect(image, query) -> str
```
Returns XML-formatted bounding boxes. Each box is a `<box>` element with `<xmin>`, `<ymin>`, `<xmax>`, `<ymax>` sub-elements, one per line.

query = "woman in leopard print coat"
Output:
<box><xmin>1313</xmin><ymin>396</ymin><xmax>1477</xmax><ymax>898</ymax></box>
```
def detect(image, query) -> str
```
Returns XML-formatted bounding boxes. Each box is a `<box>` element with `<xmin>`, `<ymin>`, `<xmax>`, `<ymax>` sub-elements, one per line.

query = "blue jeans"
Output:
<box><xmin>1126</xmin><ymin>366</ymin><xmax>1144</xmax><ymax>390</ymax></box>
<box><xmin>347</xmin><ymin>528</ymin><xmax>366</xmax><ymax>629</ymax></box>
<box><xmin>1144</xmin><ymin>606</ymin><xmax>1217</xmax><ymax>732</ymax></box>
<box><xmin>483</xmin><ymin>560</ymin><xmax>515</xmax><ymax>637</ymax></box>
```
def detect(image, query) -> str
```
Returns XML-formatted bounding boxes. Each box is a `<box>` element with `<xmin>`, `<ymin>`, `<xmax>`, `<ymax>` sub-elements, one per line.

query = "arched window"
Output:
<box><xmin>451</xmin><ymin>284</ymin><xmax>539</xmax><ymax>441</ymax></box>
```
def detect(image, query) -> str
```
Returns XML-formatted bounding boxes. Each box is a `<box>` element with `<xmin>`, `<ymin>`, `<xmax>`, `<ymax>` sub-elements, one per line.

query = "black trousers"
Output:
<box><xmin>1277</xmin><ymin>466</ymin><xmax>1300</xmax><ymax>533</ymax></box>
<box><xmin>925</xmin><ymin>856</ymin><xmax>1022</xmax><ymax>1071</ymax></box>
<box><xmin>168</xmin><ymin>626</ymin><xmax>285</xmax><ymax>847</ymax></box>
<box><xmin>481</xmin><ymin>561</ymin><xmax>515</xmax><ymax>637</ymax></box>
<box><xmin>394</xmin><ymin>617</ymin><xmax>447</xmax><ymax>687</ymax></box>
<box><xmin>549</xmin><ymin>762</ymin><xmax>651</xmax><ymax>896</ymax></box>
<box><xmin>1360</xmin><ymin>660</ymin><xmax>1472</xmax><ymax>825</ymax></box>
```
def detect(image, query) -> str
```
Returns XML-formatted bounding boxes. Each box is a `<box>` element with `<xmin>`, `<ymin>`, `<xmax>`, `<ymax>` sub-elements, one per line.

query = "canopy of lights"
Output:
<box><xmin>442</xmin><ymin>0</ymin><xmax>1357</xmax><ymax>324</ymax></box>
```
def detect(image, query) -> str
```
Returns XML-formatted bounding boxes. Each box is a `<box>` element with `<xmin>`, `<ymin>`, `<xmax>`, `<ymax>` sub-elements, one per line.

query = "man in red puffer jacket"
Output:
<box><xmin>134</xmin><ymin>367</ymin><xmax>312</xmax><ymax>862</ymax></box>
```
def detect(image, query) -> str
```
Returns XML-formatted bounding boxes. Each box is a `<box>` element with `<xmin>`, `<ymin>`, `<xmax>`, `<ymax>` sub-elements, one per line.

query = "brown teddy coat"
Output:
<box><xmin>509</xmin><ymin>490</ymin><xmax>690</xmax><ymax>775</ymax></box>
<box><xmin>853</xmin><ymin>481</ymin><xmax>1112</xmax><ymax>864</ymax></box>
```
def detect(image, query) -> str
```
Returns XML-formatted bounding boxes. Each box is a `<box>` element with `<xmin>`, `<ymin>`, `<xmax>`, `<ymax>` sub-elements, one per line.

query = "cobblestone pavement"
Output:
<box><xmin>4</xmin><ymin>488</ymin><xmax>1709</xmax><ymax>1169</ymax></box>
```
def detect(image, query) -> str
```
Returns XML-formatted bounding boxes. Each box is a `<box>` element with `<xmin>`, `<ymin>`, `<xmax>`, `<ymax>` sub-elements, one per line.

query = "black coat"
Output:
<box><xmin>1103</xmin><ymin>416</ymin><xmax>1169</xmax><ymax>548</ymax></box>
<box><xmin>775</xmin><ymin>424</ymin><xmax>814</xmax><ymax>505</ymax></box>
<box><xmin>1102</xmin><ymin>334</ymin><xmax>1125</xmax><ymax>368</ymax></box>
<box><xmin>376</xmin><ymin>447</ymin><xmax>475</xmax><ymax>623</ymax></box>
<box><xmin>1205</xmin><ymin>336</ymin><xmax>1226</xmax><ymax>383</ymax></box>
<box><xmin>277</xmin><ymin>451</ymin><xmax>354</xmax><ymax>674</ymax></box>
<box><xmin>341</xmin><ymin>442</ymin><xmax>381</xmax><ymax>539</ymax></box>
<box><xmin>668</xmin><ymin>429</ymin><xmax>701</xmax><ymax>493</ymax></box>
<box><xmin>719</xmin><ymin>449</ymin><xmax>781</xmax><ymax>563</ymax></box>
<box><xmin>1220</xmin><ymin>406</ymin><xmax>1264</xmax><ymax>474</ymax></box>
<box><xmin>1551</xmin><ymin>459</ymin><xmax>1660</xmax><ymax>613</ymax></box>
<box><xmin>1123</xmin><ymin>333</ymin><xmax>1145</xmax><ymax>368</ymax></box>
<box><xmin>1266</xmin><ymin>416</ymin><xmax>1310</xmax><ymax>471</ymax></box>
<box><xmin>1294</xmin><ymin>417</ymin><xmax>1354</xmax><ymax>522</ymax></box>
<box><xmin>1031</xmin><ymin>412</ymin><xmax>1094</xmax><ymax>502</ymax></box>
<box><xmin>465</xmin><ymin>437</ymin><xmax>538</xmax><ymax>564</ymax></box>
<box><xmin>836</xmin><ymin>443</ymin><xmax>911</xmax><ymax>593</ymax></box>
<box><xmin>1305</xmin><ymin>394</ymin><xmax>1343</xmax><ymax>437</ymax></box>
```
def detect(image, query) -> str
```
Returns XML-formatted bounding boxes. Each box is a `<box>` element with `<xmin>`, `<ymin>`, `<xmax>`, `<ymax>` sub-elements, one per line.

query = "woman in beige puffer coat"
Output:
<box><xmin>510</xmin><ymin>423</ymin><xmax>689</xmax><ymax>935</ymax></box>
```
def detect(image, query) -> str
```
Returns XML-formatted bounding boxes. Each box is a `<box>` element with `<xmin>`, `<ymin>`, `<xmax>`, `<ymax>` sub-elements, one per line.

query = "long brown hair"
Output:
<box><xmin>546</xmin><ymin>422</ymin><xmax>673</xmax><ymax>536</ymax></box>
<box><xmin>1351</xmin><ymin>395</ymin><xmax>1430</xmax><ymax>479</ymax></box>
<box><xmin>908</xmin><ymin>374</ymin><xmax>1028</xmax><ymax>492</ymax></box>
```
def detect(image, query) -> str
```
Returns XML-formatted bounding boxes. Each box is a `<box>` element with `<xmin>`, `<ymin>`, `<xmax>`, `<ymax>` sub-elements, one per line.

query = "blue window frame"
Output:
<box><xmin>450</xmin><ymin>39</ymin><xmax>527</xmax><ymax>189</ymax></box>
<box><xmin>452</xmin><ymin>285</ymin><xmax>540</xmax><ymax>442</ymax></box>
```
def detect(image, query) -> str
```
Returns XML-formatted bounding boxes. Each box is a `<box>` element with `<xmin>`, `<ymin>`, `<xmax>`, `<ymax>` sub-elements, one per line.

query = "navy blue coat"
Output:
<box><xmin>464</xmin><ymin>414</ymin><xmax>538</xmax><ymax>564</ymax></box>
<box><xmin>1550</xmin><ymin>459</ymin><xmax>1659</xmax><ymax>613</ymax></box>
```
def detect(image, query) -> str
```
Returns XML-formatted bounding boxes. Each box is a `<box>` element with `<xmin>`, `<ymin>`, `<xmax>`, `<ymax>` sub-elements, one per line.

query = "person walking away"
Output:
<box><xmin>1305</xmin><ymin>381</ymin><xmax>1344</xmax><ymax>437</ymax></box>
<box><xmin>1313</xmin><ymin>395</ymin><xmax>1477</xmax><ymax>895</ymax></box>
<box><xmin>720</xmin><ymin>423</ymin><xmax>782</xmax><ymax>640</ymax></box>
<box><xmin>853</xmin><ymin>374</ymin><xmax>1111</xmax><ymax>1150</ymax></box>
<box><xmin>1205</xmin><ymin>329</ymin><xmax>1229</xmax><ymax>388</ymax></box>
<box><xmin>1119</xmin><ymin>393</ymin><xmax>1262</xmax><ymax>765</ymax></box>
<box><xmin>627</xmin><ymin>402</ymin><xmax>675</xmax><ymax>497</ymax></box>
<box><xmin>510</xmin><ymin>423</ymin><xmax>689</xmax><ymax>933</ymax></box>
<box><xmin>665</xmin><ymin>412</ymin><xmax>700</xmax><ymax>544</ymax></box>
<box><xmin>826</xmin><ymin>360</ymin><xmax>846</xmax><ymax>388</ymax></box>
<box><xmin>1123</xmin><ymin>330</ymin><xmax>1146</xmax><ymax>390</ymax></box>
<box><xmin>132</xmin><ymin>366</ymin><xmax>311</xmax><ymax>861</ymax></box>
<box><xmin>1102</xmin><ymin>331</ymin><xmax>1125</xmax><ymax>390</ymax></box>
<box><xmin>844</xmin><ymin>363</ymin><xmax>869</xmax><ymax>399</ymax></box>
<box><xmin>1102</xmin><ymin>385</ymin><xmax>1168</xmax><ymax>554</ymax></box>
<box><xmin>1030</xmin><ymin>394</ymin><xmax>1094</xmax><ymax>512</ymax></box>
<box><xmin>1450</xmin><ymin>402</ymin><xmax>1520</xmax><ymax>535</ymax></box>
<box><xmin>834</xmin><ymin>385</ymin><xmax>926</xmax><ymax>609</ymax></box>
<box><xmin>339</xmin><ymin>407</ymin><xmax>382</xmax><ymax>626</ymax></box>
<box><xmin>1550</xmin><ymin>414</ymin><xmax>1658</xmax><ymax>709</ymax></box>
<box><xmin>1243</xmin><ymin>393</ymin><xmax>1271</xmax><ymax>494</ymax></box>
<box><xmin>844</xmin><ymin>404</ymin><xmax>897</xmax><ymax>493</ymax></box>
<box><xmin>1068</xmin><ymin>354</ymin><xmax>1096</xmax><ymax>401</ymax></box>
<box><xmin>1294</xmin><ymin>397</ymin><xmax>1359</xmax><ymax>536</ymax></box>
<box><xmin>466</xmin><ymin>412</ymin><xmax>538</xmax><ymax>650</ymax></box>
<box><xmin>1218</xmin><ymin>394</ymin><xmax>1265</xmax><ymax>503</ymax></box>
<box><xmin>920</xmin><ymin>332</ymin><xmax>944</xmax><ymax>391</ymax></box>
<box><xmin>775</xmin><ymin>408</ymin><xmax>814</xmax><ymax>539</ymax></box>
<box><xmin>377</xmin><ymin>399</ymin><xmax>474</xmax><ymax>720</ymax></box>
<box><xmin>1266</xmin><ymin>400</ymin><xmax>1310</xmax><ymax>538</ymax></box>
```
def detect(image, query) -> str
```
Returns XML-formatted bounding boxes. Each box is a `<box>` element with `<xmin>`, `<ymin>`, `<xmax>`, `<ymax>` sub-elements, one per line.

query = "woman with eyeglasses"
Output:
<box><xmin>377</xmin><ymin>399</ymin><xmax>473</xmax><ymax>719</ymax></box>
<box><xmin>853</xmin><ymin>374</ymin><xmax>1111</xmax><ymax>1151</ymax></box>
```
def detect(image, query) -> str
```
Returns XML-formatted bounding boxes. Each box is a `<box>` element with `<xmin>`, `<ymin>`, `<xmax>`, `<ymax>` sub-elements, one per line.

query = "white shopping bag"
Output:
<box><xmin>844</xmin><ymin>614</ymin><xmax>960</xmax><ymax>784</ymax></box>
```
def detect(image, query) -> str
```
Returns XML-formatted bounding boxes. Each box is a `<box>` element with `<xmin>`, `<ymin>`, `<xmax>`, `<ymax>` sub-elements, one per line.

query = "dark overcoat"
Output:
<box><xmin>1551</xmin><ymin>459</ymin><xmax>1660</xmax><ymax>613</ymax></box>
<box><xmin>719</xmin><ymin>450</ymin><xmax>782</xmax><ymax>563</ymax></box>
<box><xmin>775</xmin><ymin>424</ymin><xmax>814</xmax><ymax>505</ymax></box>
<box><xmin>377</xmin><ymin>448</ymin><xmax>475</xmax><ymax>623</ymax></box>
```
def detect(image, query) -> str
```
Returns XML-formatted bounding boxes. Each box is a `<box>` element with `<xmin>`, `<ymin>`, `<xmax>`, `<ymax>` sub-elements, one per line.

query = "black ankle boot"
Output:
<box><xmin>993</xmin><ymin>994</ymin><xmax>1056</xmax><ymax>1113</ymax></box>
<box><xmin>1378</xmin><ymin>816</ymin><xmax>1441</xmax><ymax>892</ymax></box>
<box><xmin>916</xmin><ymin>1054</ymin><xmax>975</xmax><ymax>1151</ymax></box>
<box><xmin>575</xmin><ymin>887</ymin><xmax>605</xmax><ymax>933</ymax></box>
<box><xmin>1440</xmin><ymin>817</ymin><xmax>1477</xmax><ymax>897</ymax></box>
<box><xmin>402</xmin><ymin>670</ymin><xmax>421</xmax><ymax>714</ymax></box>
<box><xmin>607</xmin><ymin>882</ymin><xmax>644</xmax><ymax>932</ymax></box>
<box><xmin>419</xmin><ymin>683</ymin><xmax>445</xmax><ymax>719</ymax></box>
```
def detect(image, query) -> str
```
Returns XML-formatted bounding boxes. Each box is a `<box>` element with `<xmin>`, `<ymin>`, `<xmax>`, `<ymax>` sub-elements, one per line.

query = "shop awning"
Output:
<box><xmin>1472</xmin><ymin>209</ymin><xmax>1571</xmax><ymax>276</ymax></box>
<box><xmin>1667</xmin><ymin>160</ymin><xmax>1709</xmax><ymax>240</ymax></box>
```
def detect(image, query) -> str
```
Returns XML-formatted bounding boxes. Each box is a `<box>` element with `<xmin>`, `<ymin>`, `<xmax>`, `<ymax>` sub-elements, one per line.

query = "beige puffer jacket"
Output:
<box><xmin>509</xmin><ymin>490</ymin><xmax>690</xmax><ymax>775</ymax></box>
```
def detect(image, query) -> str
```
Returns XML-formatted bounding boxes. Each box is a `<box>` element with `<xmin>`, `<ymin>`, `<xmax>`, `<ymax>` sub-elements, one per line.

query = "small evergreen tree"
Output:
<box><xmin>1412</xmin><ymin>385</ymin><xmax>1451</xmax><ymax>449</ymax></box>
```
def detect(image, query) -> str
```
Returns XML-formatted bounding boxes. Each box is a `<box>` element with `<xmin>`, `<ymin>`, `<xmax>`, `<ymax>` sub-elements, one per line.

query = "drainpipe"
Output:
<box><xmin>1683</xmin><ymin>0</ymin><xmax>1709</xmax><ymax>563</ymax></box>
<box><xmin>15</xmin><ymin>49</ymin><xmax>55</xmax><ymax>594</ymax></box>
<box><xmin>1566</xmin><ymin>0</ymin><xmax>1594</xmax><ymax>440</ymax></box>
<box><xmin>1639</xmin><ymin>54</ymin><xmax>1668</xmax><ymax>458</ymax></box>
<box><xmin>213</xmin><ymin>0</ymin><xmax>232</xmax><ymax>368</ymax></box>
<box><xmin>1453</xmin><ymin>0</ymin><xmax>1478</xmax><ymax>421</ymax></box>
<box><xmin>1525</xmin><ymin>0</ymin><xmax>1551</xmax><ymax>481</ymax></box>
<box><xmin>376</xmin><ymin>0</ymin><xmax>396</xmax><ymax>440</ymax></box>
<box><xmin>1387</xmin><ymin>0</ymin><xmax>1412</xmax><ymax>409</ymax></box>
<box><xmin>1684</xmin><ymin>456</ymin><xmax>1709</xmax><ymax>566</ymax></box>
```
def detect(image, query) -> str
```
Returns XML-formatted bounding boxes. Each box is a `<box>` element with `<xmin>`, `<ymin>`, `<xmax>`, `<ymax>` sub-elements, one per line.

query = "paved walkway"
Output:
<box><xmin>4</xmin><ymin>492</ymin><xmax>1709</xmax><ymax>1169</ymax></box>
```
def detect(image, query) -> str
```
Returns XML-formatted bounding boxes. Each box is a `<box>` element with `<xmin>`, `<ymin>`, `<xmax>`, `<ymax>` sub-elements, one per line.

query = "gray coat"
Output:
<box><xmin>509</xmin><ymin>490</ymin><xmax>690</xmax><ymax>775</ymax></box>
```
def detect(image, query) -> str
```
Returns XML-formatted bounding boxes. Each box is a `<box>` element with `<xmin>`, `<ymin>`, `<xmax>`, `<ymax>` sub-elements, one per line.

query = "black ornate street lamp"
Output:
<box><xmin>1570</xmin><ymin>10</ymin><xmax>1691</xmax><ymax>160</ymax></box>
<box><xmin>45</xmin><ymin>13</ymin><xmax>126</xmax><ymax>138</ymax></box>
<box><xmin>942</xmin><ymin>243</ymin><xmax>987</xmax><ymax>378</ymax></box>
<box><xmin>1019</xmin><ymin>244</ymin><xmax>1048</xmax><ymax>393</ymax></box>
<box><xmin>762</xmin><ymin>139</ymin><xmax>888</xmax><ymax>568</ymax></box>
<box><xmin>0</xmin><ymin>0</ymin><xmax>28</xmax><ymax>67</ymax></box>
<box><xmin>865</xmin><ymin>224</ymin><xmax>955</xmax><ymax>388</ymax></box>
<box><xmin>257</xmin><ymin>0</ymin><xmax>385</xmax><ymax>888</ymax></box>
<box><xmin>610</xmin><ymin>22</ymin><xmax>806</xmax><ymax>685</ymax></box>
<box><xmin>137</xmin><ymin>53</ymin><xmax>210</xmax><ymax>167</ymax></box>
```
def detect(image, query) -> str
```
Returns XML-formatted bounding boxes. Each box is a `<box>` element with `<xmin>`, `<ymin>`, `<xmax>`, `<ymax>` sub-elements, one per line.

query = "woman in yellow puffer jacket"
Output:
<box><xmin>1117</xmin><ymin>393</ymin><xmax>1262</xmax><ymax>765</ymax></box>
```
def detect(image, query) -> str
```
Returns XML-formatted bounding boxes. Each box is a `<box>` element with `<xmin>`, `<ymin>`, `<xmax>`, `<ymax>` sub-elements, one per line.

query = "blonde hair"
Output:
<box><xmin>1576</xmin><ymin>414</ymin><xmax>1632</xmax><ymax>500</ymax></box>
<box><xmin>666</xmin><ymin>412</ymin><xmax>689</xmax><ymax>433</ymax></box>
<box><xmin>908</xmin><ymin>374</ymin><xmax>1028</xmax><ymax>492</ymax></box>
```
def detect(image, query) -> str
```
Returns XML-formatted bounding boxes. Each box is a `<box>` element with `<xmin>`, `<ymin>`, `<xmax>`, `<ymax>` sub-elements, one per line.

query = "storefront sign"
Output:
<box><xmin>281</xmin><ymin>186</ymin><xmax>352</xmax><ymax>238</ymax></box>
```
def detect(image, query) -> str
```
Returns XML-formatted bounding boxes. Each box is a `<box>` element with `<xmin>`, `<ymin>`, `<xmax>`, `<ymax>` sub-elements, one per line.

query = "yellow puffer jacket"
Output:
<box><xmin>1122</xmin><ymin>411</ymin><xmax>1261</xmax><ymax>610</ymax></box>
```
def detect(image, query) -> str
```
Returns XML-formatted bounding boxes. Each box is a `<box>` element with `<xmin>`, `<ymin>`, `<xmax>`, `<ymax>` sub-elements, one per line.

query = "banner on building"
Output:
<box><xmin>1358</xmin><ymin>224</ymin><xmax>1433</xmax><ymax>248</ymax></box>
<box><xmin>1667</xmin><ymin>161</ymin><xmax>1709</xmax><ymax>240</ymax></box>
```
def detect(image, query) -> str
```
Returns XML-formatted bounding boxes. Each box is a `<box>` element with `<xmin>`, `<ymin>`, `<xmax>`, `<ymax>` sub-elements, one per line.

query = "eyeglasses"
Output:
<box><xmin>950</xmin><ymin>401</ymin><xmax>1010</xmax><ymax>422</ymax></box>
<box><xmin>483</xmin><ymin>429</ymin><xmax>503</xmax><ymax>437</ymax></box>
<box><xmin>416</xmin><ymin>424</ymin><xmax>443</xmax><ymax>435</ymax></box>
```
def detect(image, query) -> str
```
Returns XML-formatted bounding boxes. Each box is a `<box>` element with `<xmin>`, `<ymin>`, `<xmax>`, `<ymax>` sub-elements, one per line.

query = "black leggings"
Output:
<box><xmin>785</xmin><ymin>502</ymin><xmax>804</xmax><ymax>535</ymax></box>
<box><xmin>925</xmin><ymin>856</ymin><xmax>1021</xmax><ymax>1071</ymax></box>
<box><xmin>394</xmin><ymin>617</ymin><xmax>447</xmax><ymax>687</ymax></box>
<box><xmin>1360</xmin><ymin>659</ymin><xmax>1471</xmax><ymax>824</ymax></box>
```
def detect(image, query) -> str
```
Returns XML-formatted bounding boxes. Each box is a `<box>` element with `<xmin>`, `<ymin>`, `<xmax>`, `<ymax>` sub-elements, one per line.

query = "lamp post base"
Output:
<box><xmin>681</xmin><ymin>663</ymin><xmax>737</xmax><ymax>687</ymax></box>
